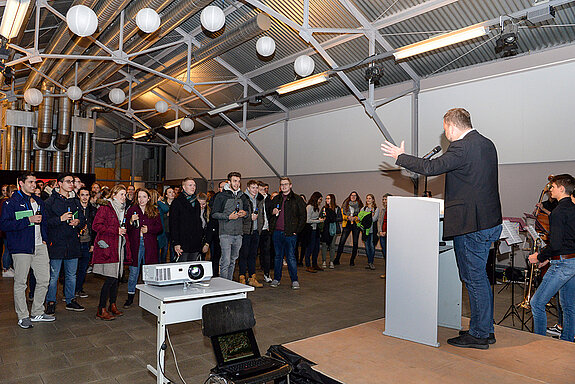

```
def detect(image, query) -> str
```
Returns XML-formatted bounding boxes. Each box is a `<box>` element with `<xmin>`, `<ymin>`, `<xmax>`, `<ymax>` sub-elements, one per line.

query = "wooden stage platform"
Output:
<box><xmin>285</xmin><ymin>318</ymin><xmax>575</xmax><ymax>384</ymax></box>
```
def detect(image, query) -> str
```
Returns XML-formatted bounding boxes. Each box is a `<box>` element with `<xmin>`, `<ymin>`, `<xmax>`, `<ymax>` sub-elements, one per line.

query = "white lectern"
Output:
<box><xmin>383</xmin><ymin>196</ymin><xmax>461</xmax><ymax>347</ymax></box>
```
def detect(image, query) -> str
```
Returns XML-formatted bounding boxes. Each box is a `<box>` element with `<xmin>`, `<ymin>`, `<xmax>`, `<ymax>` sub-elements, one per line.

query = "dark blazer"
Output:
<box><xmin>396</xmin><ymin>130</ymin><xmax>502</xmax><ymax>238</ymax></box>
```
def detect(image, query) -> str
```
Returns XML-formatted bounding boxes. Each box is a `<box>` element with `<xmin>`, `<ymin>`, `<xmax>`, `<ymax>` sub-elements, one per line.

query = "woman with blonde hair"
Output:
<box><xmin>92</xmin><ymin>184</ymin><xmax>131</xmax><ymax>320</ymax></box>
<box><xmin>124</xmin><ymin>188</ymin><xmax>162</xmax><ymax>308</ymax></box>
<box><xmin>360</xmin><ymin>194</ymin><xmax>379</xmax><ymax>270</ymax></box>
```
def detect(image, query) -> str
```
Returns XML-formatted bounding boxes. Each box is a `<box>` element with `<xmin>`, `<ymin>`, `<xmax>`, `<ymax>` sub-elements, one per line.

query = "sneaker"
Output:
<box><xmin>547</xmin><ymin>324</ymin><xmax>563</xmax><ymax>336</ymax></box>
<box><xmin>65</xmin><ymin>300</ymin><xmax>85</xmax><ymax>312</ymax></box>
<box><xmin>263</xmin><ymin>274</ymin><xmax>272</xmax><ymax>283</ymax></box>
<box><xmin>459</xmin><ymin>330</ymin><xmax>496</xmax><ymax>344</ymax></box>
<box><xmin>45</xmin><ymin>302</ymin><xmax>56</xmax><ymax>315</ymax></box>
<box><xmin>30</xmin><ymin>314</ymin><xmax>56</xmax><ymax>322</ymax></box>
<box><xmin>18</xmin><ymin>317</ymin><xmax>33</xmax><ymax>329</ymax></box>
<box><xmin>86</xmin><ymin>266</ymin><xmax>93</xmax><ymax>274</ymax></box>
<box><xmin>2</xmin><ymin>268</ymin><xmax>15</xmax><ymax>277</ymax></box>
<box><xmin>322</xmin><ymin>261</ymin><xmax>327</xmax><ymax>268</ymax></box>
<box><xmin>447</xmin><ymin>333</ymin><xmax>489</xmax><ymax>349</ymax></box>
<box><xmin>329</xmin><ymin>262</ymin><xmax>334</xmax><ymax>269</ymax></box>
<box><xmin>270</xmin><ymin>280</ymin><xmax>280</xmax><ymax>288</ymax></box>
<box><xmin>77</xmin><ymin>290</ymin><xmax>88</xmax><ymax>298</ymax></box>
<box><xmin>283</xmin><ymin>260</ymin><xmax>287</xmax><ymax>266</ymax></box>
<box><xmin>291</xmin><ymin>281</ymin><xmax>300</xmax><ymax>290</ymax></box>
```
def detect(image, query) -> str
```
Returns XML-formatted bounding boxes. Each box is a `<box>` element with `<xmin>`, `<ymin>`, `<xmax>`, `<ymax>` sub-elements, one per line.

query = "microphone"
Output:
<box><xmin>422</xmin><ymin>146</ymin><xmax>442</xmax><ymax>160</ymax></box>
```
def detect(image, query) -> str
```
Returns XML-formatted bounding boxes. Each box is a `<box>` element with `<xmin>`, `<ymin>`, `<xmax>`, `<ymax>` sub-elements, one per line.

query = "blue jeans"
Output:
<box><xmin>219</xmin><ymin>234</ymin><xmax>242</xmax><ymax>280</ymax></box>
<box><xmin>46</xmin><ymin>258</ymin><xmax>78</xmax><ymax>304</ymax></box>
<box><xmin>1</xmin><ymin>238</ymin><xmax>13</xmax><ymax>270</ymax></box>
<box><xmin>239</xmin><ymin>232</ymin><xmax>260</xmax><ymax>276</ymax></box>
<box><xmin>128</xmin><ymin>237</ymin><xmax>145</xmax><ymax>294</ymax></box>
<box><xmin>379</xmin><ymin>236</ymin><xmax>387</xmax><ymax>260</ymax></box>
<box><xmin>531</xmin><ymin>257</ymin><xmax>575</xmax><ymax>342</ymax></box>
<box><xmin>365</xmin><ymin>233</ymin><xmax>375</xmax><ymax>264</ymax></box>
<box><xmin>304</xmin><ymin>230</ymin><xmax>320</xmax><ymax>267</ymax></box>
<box><xmin>453</xmin><ymin>225</ymin><xmax>502</xmax><ymax>339</ymax></box>
<box><xmin>76</xmin><ymin>242</ymin><xmax>91</xmax><ymax>293</ymax></box>
<box><xmin>272</xmin><ymin>231</ymin><xmax>298</xmax><ymax>283</ymax></box>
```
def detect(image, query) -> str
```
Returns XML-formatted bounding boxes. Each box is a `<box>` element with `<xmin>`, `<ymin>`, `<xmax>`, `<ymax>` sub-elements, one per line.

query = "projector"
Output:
<box><xmin>143</xmin><ymin>261</ymin><xmax>213</xmax><ymax>286</ymax></box>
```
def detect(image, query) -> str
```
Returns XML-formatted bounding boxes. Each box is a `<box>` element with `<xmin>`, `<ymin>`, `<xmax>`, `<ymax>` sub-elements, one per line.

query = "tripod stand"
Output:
<box><xmin>497</xmin><ymin>244</ymin><xmax>530</xmax><ymax>329</ymax></box>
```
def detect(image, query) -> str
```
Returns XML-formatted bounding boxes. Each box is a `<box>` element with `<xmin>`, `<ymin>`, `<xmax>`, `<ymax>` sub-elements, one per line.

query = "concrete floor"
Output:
<box><xmin>0</xmin><ymin>253</ymin><xmax>558</xmax><ymax>384</ymax></box>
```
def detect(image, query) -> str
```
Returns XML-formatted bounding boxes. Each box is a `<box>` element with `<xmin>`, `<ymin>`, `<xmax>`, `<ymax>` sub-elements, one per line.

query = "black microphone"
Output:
<box><xmin>422</xmin><ymin>146</ymin><xmax>442</xmax><ymax>160</ymax></box>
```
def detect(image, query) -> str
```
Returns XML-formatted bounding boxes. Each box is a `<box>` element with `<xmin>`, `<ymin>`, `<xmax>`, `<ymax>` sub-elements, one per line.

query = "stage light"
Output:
<box><xmin>0</xmin><ymin>0</ymin><xmax>31</xmax><ymax>40</ymax></box>
<box><xmin>495</xmin><ymin>23</ymin><xmax>518</xmax><ymax>58</ymax></box>
<box><xmin>24</xmin><ymin>87</ymin><xmax>43</xmax><ymax>106</ymax></box>
<box><xmin>66</xmin><ymin>5</ymin><xmax>99</xmax><ymax>37</ymax></box>
<box><xmin>393</xmin><ymin>23</ymin><xmax>489</xmax><ymax>60</ymax></box>
<box><xmin>155</xmin><ymin>100</ymin><xmax>169</xmax><ymax>113</ymax></box>
<box><xmin>180</xmin><ymin>118</ymin><xmax>194</xmax><ymax>132</ymax></box>
<box><xmin>201</xmin><ymin>6</ymin><xmax>225</xmax><ymax>32</ymax></box>
<box><xmin>67</xmin><ymin>86</ymin><xmax>83</xmax><ymax>101</ymax></box>
<box><xmin>109</xmin><ymin>88</ymin><xmax>125</xmax><ymax>104</ymax></box>
<box><xmin>256</xmin><ymin>36</ymin><xmax>275</xmax><ymax>57</ymax></box>
<box><xmin>294</xmin><ymin>55</ymin><xmax>315</xmax><ymax>77</ymax></box>
<box><xmin>276</xmin><ymin>73</ymin><xmax>329</xmax><ymax>95</ymax></box>
<box><xmin>163</xmin><ymin>117</ymin><xmax>183</xmax><ymax>129</ymax></box>
<box><xmin>208</xmin><ymin>102</ymin><xmax>241</xmax><ymax>115</ymax></box>
<box><xmin>136</xmin><ymin>8</ymin><xmax>160</xmax><ymax>34</ymax></box>
<box><xmin>365</xmin><ymin>65</ymin><xmax>384</xmax><ymax>85</ymax></box>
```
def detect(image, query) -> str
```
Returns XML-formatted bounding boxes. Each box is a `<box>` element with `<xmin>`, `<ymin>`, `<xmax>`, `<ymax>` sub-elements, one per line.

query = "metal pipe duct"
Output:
<box><xmin>53</xmin><ymin>151</ymin><xmax>65</xmax><ymax>173</ymax></box>
<box><xmin>70</xmin><ymin>132</ymin><xmax>80</xmax><ymax>173</ymax></box>
<box><xmin>23</xmin><ymin>0</ymin><xmax>100</xmax><ymax>91</ymax></box>
<box><xmin>81</xmin><ymin>0</ymin><xmax>213</xmax><ymax>91</ymax></box>
<box><xmin>60</xmin><ymin>0</ymin><xmax>173</xmax><ymax>87</ymax></box>
<box><xmin>21</xmin><ymin>126</ymin><xmax>31</xmax><ymax>170</ymax></box>
<box><xmin>55</xmin><ymin>90</ymin><xmax>72</xmax><ymax>150</ymax></box>
<box><xmin>128</xmin><ymin>14</ymin><xmax>271</xmax><ymax>101</ymax></box>
<box><xmin>81</xmin><ymin>133</ymin><xmax>92</xmax><ymax>174</ymax></box>
<box><xmin>34</xmin><ymin>150</ymin><xmax>48</xmax><ymax>172</ymax></box>
<box><xmin>36</xmin><ymin>84</ymin><xmax>55</xmax><ymax>148</ymax></box>
<box><xmin>7</xmin><ymin>125</ymin><xmax>19</xmax><ymax>170</ymax></box>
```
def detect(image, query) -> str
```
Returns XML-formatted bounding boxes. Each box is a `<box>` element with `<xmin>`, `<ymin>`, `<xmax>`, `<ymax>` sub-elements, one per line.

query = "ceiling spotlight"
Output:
<box><xmin>249</xmin><ymin>95</ymin><xmax>262</xmax><ymax>104</ymax></box>
<box><xmin>495</xmin><ymin>23</ymin><xmax>518</xmax><ymax>57</ymax></box>
<box><xmin>365</xmin><ymin>64</ymin><xmax>384</xmax><ymax>85</ymax></box>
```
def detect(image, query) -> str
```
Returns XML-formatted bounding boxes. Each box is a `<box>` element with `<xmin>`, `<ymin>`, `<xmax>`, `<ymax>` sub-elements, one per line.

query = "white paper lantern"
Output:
<box><xmin>200</xmin><ymin>6</ymin><xmax>225</xmax><ymax>32</ymax></box>
<box><xmin>294</xmin><ymin>55</ymin><xmax>315</xmax><ymax>77</ymax></box>
<box><xmin>180</xmin><ymin>118</ymin><xmax>194</xmax><ymax>132</ymax></box>
<box><xmin>155</xmin><ymin>100</ymin><xmax>169</xmax><ymax>113</ymax></box>
<box><xmin>109</xmin><ymin>88</ymin><xmax>125</xmax><ymax>104</ymax></box>
<box><xmin>66</xmin><ymin>5</ymin><xmax>99</xmax><ymax>37</ymax></box>
<box><xmin>24</xmin><ymin>88</ymin><xmax>43</xmax><ymax>106</ymax></box>
<box><xmin>67</xmin><ymin>86</ymin><xmax>83</xmax><ymax>101</ymax></box>
<box><xmin>136</xmin><ymin>8</ymin><xmax>161</xmax><ymax>34</ymax></box>
<box><xmin>256</xmin><ymin>36</ymin><xmax>276</xmax><ymax>57</ymax></box>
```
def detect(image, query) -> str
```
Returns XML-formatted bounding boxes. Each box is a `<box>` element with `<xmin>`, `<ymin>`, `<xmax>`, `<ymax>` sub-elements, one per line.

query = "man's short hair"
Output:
<box><xmin>182</xmin><ymin>177</ymin><xmax>195</xmax><ymax>185</ymax></box>
<box><xmin>57</xmin><ymin>173</ymin><xmax>74</xmax><ymax>183</ymax></box>
<box><xmin>218</xmin><ymin>180</ymin><xmax>227</xmax><ymax>187</ymax></box>
<box><xmin>279</xmin><ymin>177</ymin><xmax>291</xmax><ymax>184</ymax></box>
<box><xmin>551</xmin><ymin>174</ymin><xmax>575</xmax><ymax>196</ymax></box>
<box><xmin>17</xmin><ymin>172</ymin><xmax>35</xmax><ymax>185</ymax></box>
<box><xmin>228</xmin><ymin>172</ymin><xmax>241</xmax><ymax>180</ymax></box>
<box><xmin>443</xmin><ymin>108</ymin><xmax>473</xmax><ymax>130</ymax></box>
<box><xmin>257</xmin><ymin>181</ymin><xmax>269</xmax><ymax>188</ymax></box>
<box><xmin>79</xmin><ymin>187</ymin><xmax>90</xmax><ymax>195</ymax></box>
<box><xmin>246</xmin><ymin>180</ymin><xmax>258</xmax><ymax>187</ymax></box>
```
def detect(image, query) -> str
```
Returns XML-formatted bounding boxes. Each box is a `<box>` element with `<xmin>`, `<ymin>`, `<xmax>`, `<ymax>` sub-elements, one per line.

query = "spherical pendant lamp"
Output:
<box><xmin>66</xmin><ymin>5</ymin><xmax>99</xmax><ymax>37</ymax></box>
<box><xmin>256</xmin><ymin>36</ymin><xmax>276</xmax><ymax>57</ymax></box>
<box><xmin>109</xmin><ymin>88</ymin><xmax>126</xmax><ymax>104</ymax></box>
<box><xmin>200</xmin><ymin>6</ymin><xmax>225</xmax><ymax>32</ymax></box>
<box><xmin>155</xmin><ymin>100</ymin><xmax>169</xmax><ymax>113</ymax></box>
<box><xmin>136</xmin><ymin>8</ymin><xmax>161</xmax><ymax>34</ymax></box>
<box><xmin>67</xmin><ymin>86</ymin><xmax>83</xmax><ymax>101</ymax></box>
<box><xmin>24</xmin><ymin>88</ymin><xmax>43</xmax><ymax>106</ymax></box>
<box><xmin>294</xmin><ymin>55</ymin><xmax>315</xmax><ymax>77</ymax></box>
<box><xmin>180</xmin><ymin>118</ymin><xmax>194</xmax><ymax>132</ymax></box>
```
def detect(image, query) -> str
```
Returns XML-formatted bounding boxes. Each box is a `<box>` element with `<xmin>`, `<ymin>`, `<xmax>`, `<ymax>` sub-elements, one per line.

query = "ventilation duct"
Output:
<box><xmin>70</xmin><ymin>132</ymin><xmax>81</xmax><ymax>173</ymax></box>
<box><xmin>55</xmin><ymin>90</ymin><xmax>72</xmax><ymax>150</ymax></box>
<box><xmin>53</xmin><ymin>151</ymin><xmax>65</xmax><ymax>173</ymax></box>
<box><xmin>34</xmin><ymin>150</ymin><xmax>48</xmax><ymax>172</ymax></box>
<box><xmin>21</xmin><ymin>126</ymin><xmax>31</xmax><ymax>170</ymax></box>
<box><xmin>7</xmin><ymin>125</ymin><xmax>19</xmax><ymax>170</ymax></box>
<box><xmin>36</xmin><ymin>84</ymin><xmax>55</xmax><ymax>148</ymax></box>
<box><xmin>81</xmin><ymin>133</ymin><xmax>92</xmax><ymax>174</ymax></box>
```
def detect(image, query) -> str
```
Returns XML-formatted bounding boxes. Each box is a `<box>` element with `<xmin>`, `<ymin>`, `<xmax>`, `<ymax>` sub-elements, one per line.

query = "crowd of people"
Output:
<box><xmin>0</xmin><ymin>171</ymin><xmax>390</xmax><ymax>328</ymax></box>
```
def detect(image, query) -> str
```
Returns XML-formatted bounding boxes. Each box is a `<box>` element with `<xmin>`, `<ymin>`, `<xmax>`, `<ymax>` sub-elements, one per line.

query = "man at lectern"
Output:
<box><xmin>381</xmin><ymin>108</ymin><xmax>502</xmax><ymax>349</ymax></box>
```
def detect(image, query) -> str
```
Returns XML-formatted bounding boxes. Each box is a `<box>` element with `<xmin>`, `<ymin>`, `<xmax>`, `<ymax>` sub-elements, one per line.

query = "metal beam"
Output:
<box><xmin>156</xmin><ymin>132</ymin><xmax>208</xmax><ymax>181</ymax></box>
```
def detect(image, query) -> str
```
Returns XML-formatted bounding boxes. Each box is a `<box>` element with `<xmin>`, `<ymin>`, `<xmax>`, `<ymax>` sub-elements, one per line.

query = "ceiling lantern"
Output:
<box><xmin>155</xmin><ymin>100</ymin><xmax>169</xmax><ymax>113</ymax></box>
<box><xmin>23</xmin><ymin>88</ymin><xmax>43</xmax><ymax>106</ymax></box>
<box><xmin>180</xmin><ymin>118</ymin><xmax>194</xmax><ymax>132</ymax></box>
<box><xmin>136</xmin><ymin>8</ymin><xmax>161</xmax><ymax>34</ymax></box>
<box><xmin>294</xmin><ymin>55</ymin><xmax>315</xmax><ymax>77</ymax></box>
<box><xmin>200</xmin><ymin>6</ymin><xmax>225</xmax><ymax>32</ymax></box>
<box><xmin>109</xmin><ymin>88</ymin><xmax>125</xmax><ymax>104</ymax></box>
<box><xmin>66</xmin><ymin>5</ymin><xmax>98</xmax><ymax>37</ymax></box>
<box><xmin>66</xmin><ymin>86</ymin><xmax>83</xmax><ymax>101</ymax></box>
<box><xmin>256</xmin><ymin>36</ymin><xmax>275</xmax><ymax>57</ymax></box>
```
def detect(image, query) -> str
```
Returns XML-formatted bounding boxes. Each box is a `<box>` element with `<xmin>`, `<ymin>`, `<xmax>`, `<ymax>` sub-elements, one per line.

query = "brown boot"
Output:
<box><xmin>239</xmin><ymin>274</ymin><xmax>247</xmax><ymax>285</ymax></box>
<box><xmin>96</xmin><ymin>307</ymin><xmax>115</xmax><ymax>321</ymax></box>
<box><xmin>248</xmin><ymin>274</ymin><xmax>263</xmax><ymax>288</ymax></box>
<box><xmin>108</xmin><ymin>303</ymin><xmax>123</xmax><ymax>317</ymax></box>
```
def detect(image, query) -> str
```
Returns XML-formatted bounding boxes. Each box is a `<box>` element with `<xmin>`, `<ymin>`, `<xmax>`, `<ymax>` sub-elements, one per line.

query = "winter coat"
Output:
<box><xmin>125</xmin><ymin>205</ymin><xmax>162</xmax><ymax>267</ymax></box>
<box><xmin>0</xmin><ymin>191</ymin><xmax>48</xmax><ymax>254</ymax></box>
<box><xmin>212</xmin><ymin>186</ymin><xmax>245</xmax><ymax>236</ymax></box>
<box><xmin>241</xmin><ymin>192</ymin><xmax>265</xmax><ymax>235</ymax></box>
<box><xmin>44</xmin><ymin>190</ymin><xmax>86</xmax><ymax>259</ymax></box>
<box><xmin>92</xmin><ymin>202</ymin><xmax>132</xmax><ymax>265</ymax></box>
<box><xmin>268</xmin><ymin>191</ymin><xmax>307</xmax><ymax>235</ymax></box>
<box><xmin>169</xmin><ymin>193</ymin><xmax>203</xmax><ymax>253</ymax></box>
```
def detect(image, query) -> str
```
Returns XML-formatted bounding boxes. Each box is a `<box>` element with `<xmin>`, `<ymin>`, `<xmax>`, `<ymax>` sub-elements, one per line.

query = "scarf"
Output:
<box><xmin>183</xmin><ymin>191</ymin><xmax>197</xmax><ymax>207</ymax></box>
<box><xmin>109</xmin><ymin>198</ymin><xmax>126</xmax><ymax>224</ymax></box>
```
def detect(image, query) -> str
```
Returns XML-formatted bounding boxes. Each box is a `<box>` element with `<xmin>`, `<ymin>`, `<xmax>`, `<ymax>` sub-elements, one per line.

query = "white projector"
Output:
<box><xmin>143</xmin><ymin>261</ymin><xmax>213</xmax><ymax>286</ymax></box>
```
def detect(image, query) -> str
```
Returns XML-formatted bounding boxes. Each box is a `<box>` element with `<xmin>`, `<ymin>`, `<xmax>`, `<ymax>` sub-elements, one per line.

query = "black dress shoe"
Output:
<box><xmin>458</xmin><ymin>330</ymin><xmax>496</xmax><ymax>344</ymax></box>
<box><xmin>447</xmin><ymin>333</ymin><xmax>489</xmax><ymax>349</ymax></box>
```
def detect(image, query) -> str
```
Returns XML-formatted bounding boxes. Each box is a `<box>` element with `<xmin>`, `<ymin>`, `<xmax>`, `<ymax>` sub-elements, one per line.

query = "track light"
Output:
<box><xmin>276</xmin><ymin>73</ymin><xmax>330</xmax><ymax>95</ymax></box>
<box><xmin>164</xmin><ymin>118</ymin><xmax>184</xmax><ymax>129</ymax></box>
<box><xmin>208</xmin><ymin>102</ymin><xmax>241</xmax><ymax>116</ymax></box>
<box><xmin>495</xmin><ymin>23</ymin><xmax>518</xmax><ymax>57</ymax></box>
<box><xmin>0</xmin><ymin>0</ymin><xmax>30</xmax><ymax>40</ymax></box>
<box><xmin>133</xmin><ymin>129</ymin><xmax>151</xmax><ymax>139</ymax></box>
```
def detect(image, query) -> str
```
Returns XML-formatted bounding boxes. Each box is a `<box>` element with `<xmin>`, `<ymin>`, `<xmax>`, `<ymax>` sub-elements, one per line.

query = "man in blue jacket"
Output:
<box><xmin>44</xmin><ymin>173</ymin><xmax>86</xmax><ymax>314</ymax></box>
<box><xmin>0</xmin><ymin>172</ymin><xmax>54</xmax><ymax>328</ymax></box>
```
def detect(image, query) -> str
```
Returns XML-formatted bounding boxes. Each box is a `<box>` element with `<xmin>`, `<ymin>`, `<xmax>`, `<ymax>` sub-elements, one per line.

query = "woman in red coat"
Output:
<box><xmin>92</xmin><ymin>184</ymin><xmax>131</xmax><ymax>320</ymax></box>
<box><xmin>124</xmin><ymin>188</ymin><xmax>162</xmax><ymax>308</ymax></box>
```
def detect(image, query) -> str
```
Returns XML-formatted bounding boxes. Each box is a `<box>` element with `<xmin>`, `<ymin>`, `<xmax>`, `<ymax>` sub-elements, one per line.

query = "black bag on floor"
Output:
<box><xmin>266</xmin><ymin>345</ymin><xmax>343</xmax><ymax>384</ymax></box>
